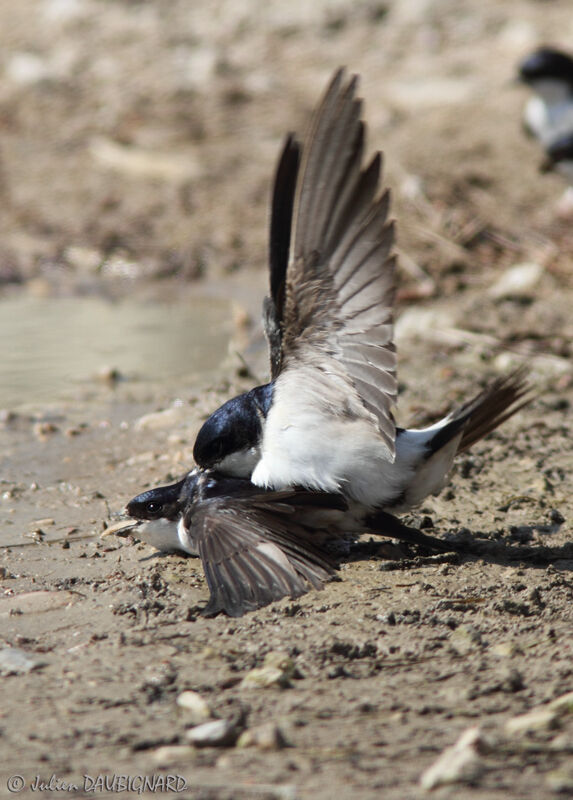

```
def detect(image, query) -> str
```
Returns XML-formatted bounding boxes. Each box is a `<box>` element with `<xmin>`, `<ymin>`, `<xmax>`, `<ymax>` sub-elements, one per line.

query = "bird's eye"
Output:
<box><xmin>145</xmin><ymin>501</ymin><xmax>160</xmax><ymax>514</ymax></box>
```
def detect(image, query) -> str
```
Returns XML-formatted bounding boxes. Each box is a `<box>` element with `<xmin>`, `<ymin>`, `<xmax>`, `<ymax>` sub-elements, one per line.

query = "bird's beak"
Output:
<box><xmin>101</xmin><ymin>517</ymin><xmax>139</xmax><ymax>538</ymax></box>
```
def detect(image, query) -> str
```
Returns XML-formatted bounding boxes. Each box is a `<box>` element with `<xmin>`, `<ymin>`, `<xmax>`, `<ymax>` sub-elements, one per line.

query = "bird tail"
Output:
<box><xmin>430</xmin><ymin>367</ymin><xmax>533</xmax><ymax>456</ymax></box>
<box><xmin>392</xmin><ymin>368</ymin><xmax>533</xmax><ymax>511</ymax></box>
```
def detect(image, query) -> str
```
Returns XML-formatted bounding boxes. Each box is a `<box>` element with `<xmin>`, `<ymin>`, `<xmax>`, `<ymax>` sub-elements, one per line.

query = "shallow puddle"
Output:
<box><xmin>0</xmin><ymin>293</ymin><xmax>231</xmax><ymax>409</ymax></box>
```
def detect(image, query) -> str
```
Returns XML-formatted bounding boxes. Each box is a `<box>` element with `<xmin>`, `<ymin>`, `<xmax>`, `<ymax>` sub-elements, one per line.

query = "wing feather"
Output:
<box><xmin>277</xmin><ymin>69</ymin><xmax>397</xmax><ymax>450</ymax></box>
<box><xmin>193</xmin><ymin>490</ymin><xmax>338</xmax><ymax>617</ymax></box>
<box><xmin>266</xmin><ymin>134</ymin><xmax>301</xmax><ymax>378</ymax></box>
<box><xmin>322</xmin><ymin>150</ymin><xmax>380</xmax><ymax>259</ymax></box>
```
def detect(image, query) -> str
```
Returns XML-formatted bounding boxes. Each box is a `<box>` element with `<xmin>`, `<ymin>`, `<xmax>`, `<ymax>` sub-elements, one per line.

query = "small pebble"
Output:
<box><xmin>548</xmin><ymin>691</ymin><xmax>573</xmax><ymax>715</ymax></box>
<box><xmin>236</xmin><ymin>723</ymin><xmax>287</xmax><ymax>751</ymax></box>
<box><xmin>0</xmin><ymin>647</ymin><xmax>45</xmax><ymax>676</ymax></box>
<box><xmin>420</xmin><ymin>727</ymin><xmax>485</xmax><ymax>790</ymax></box>
<box><xmin>94</xmin><ymin>365</ymin><xmax>123</xmax><ymax>385</ymax></box>
<box><xmin>176</xmin><ymin>690</ymin><xmax>212</xmax><ymax>721</ymax></box>
<box><xmin>491</xmin><ymin>641</ymin><xmax>521</xmax><ymax>658</ymax></box>
<box><xmin>186</xmin><ymin>718</ymin><xmax>242</xmax><ymax>748</ymax></box>
<box><xmin>151</xmin><ymin>745</ymin><xmax>196</xmax><ymax>767</ymax></box>
<box><xmin>489</xmin><ymin>262</ymin><xmax>543</xmax><ymax>299</ymax></box>
<box><xmin>134</xmin><ymin>406</ymin><xmax>187</xmax><ymax>432</ymax></box>
<box><xmin>33</xmin><ymin>421</ymin><xmax>58</xmax><ymax>439</ymax></box>
<box><xmin>549</xmin><ymin>509</ymin><xmax>565</xmax><ymax>525</ymax></box>
<box><xmin>240</xmin><ymin>652</ymin><xmax>295</xmax><ymax>690</ymax></box>
<box><xmin>449</xmin><ymin>625</ymin><xmax>483</xmax><ymax>655</ymax></box>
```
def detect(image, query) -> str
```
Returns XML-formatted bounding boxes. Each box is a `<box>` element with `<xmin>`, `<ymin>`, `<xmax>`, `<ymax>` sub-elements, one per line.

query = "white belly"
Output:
<box><xmin>525</xmin><ymin>97</ymin><xmax>573</xmax><ymax>145</ymax></box>
<box><xmin>250</xmin><ymin>372</ymin><xmax>403</xmax><ymax>506</ymax></box>
<box><xmin>251</xmin><ymin>370</ymin><xmax>464</xmax><ymax>510</ymax></box>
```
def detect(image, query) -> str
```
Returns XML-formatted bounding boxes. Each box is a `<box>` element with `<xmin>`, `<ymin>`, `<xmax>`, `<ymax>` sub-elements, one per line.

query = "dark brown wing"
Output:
<box><xmin>265</xmin><ymin>134</ymin><xmax>301</xmax><ymax>378</ymax></box>
<box><xmin>279</xmin><ymin>68</ymin><xmax>397</xmax><ymax>455</ymax></box>
<box><xmin>189</xmin><ymin>490</ymin><xmax>339</xmax><ymax>617</ymax></box>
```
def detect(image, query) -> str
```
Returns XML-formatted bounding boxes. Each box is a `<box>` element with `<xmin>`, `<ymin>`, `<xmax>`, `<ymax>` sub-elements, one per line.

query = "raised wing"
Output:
<box><xmin>264</xmin><ymin>134</ymin><xmax>301</xmax><ymax>378</ymax></box>
<box><xmin>279</xmin><ymin>68</ymin><xmax>397</xmax><ymax>455</ymax></box>
<box><xmin>189</xmin><ymin>489</ymin><xmax>340</xmax><ymax>617</ymax></box>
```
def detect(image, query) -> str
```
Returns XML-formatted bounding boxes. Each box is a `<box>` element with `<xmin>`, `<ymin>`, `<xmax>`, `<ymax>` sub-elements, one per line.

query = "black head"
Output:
<box><xmin>519</xmin><ymin>47</ymin><xmax>573</xmax><ymax>86</ymax></box>
<box><xmin>126</xmin><ymin>477</ymin><xmax>187</xmax><ymax>521</ymax></box>
<box><xmin>193</xmin><ymin>383</ymin><xmax>273</xmax><ymax>470</ymax></box>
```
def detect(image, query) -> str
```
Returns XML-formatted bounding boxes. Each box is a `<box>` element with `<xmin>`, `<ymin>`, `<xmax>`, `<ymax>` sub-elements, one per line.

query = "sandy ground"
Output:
<box><xmin>1</xmin><ymin>1</ymin><xmax>573</xmax><ymax>798</ymax></box>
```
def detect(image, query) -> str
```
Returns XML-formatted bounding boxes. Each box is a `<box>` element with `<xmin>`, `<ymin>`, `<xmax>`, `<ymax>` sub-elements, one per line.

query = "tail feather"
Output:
<box><xmin>427</xmin><ymin>367</ymin><xmax>533</xmax><ymax>456</ymax></box>
<box><xmin>456</xmin><ymin>367</ymin><xmax>533</xmax><ymax>453</ymax></box>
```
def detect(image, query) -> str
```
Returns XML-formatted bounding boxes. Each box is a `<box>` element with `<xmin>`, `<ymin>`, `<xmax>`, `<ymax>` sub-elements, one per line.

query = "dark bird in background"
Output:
<box><xmin>519</xmin><ymin>47</ymin><xmax>573</xmax><ymax>147</ymax></box>
<box><xmin>106</xmin><ymin>69</ymin><xmax>533</xmax><ymax>616</ymax></box>
<box><xmin>518</xmin><ymin>47</ymin><xmax>573</xmax><ymax>210</ymax></box>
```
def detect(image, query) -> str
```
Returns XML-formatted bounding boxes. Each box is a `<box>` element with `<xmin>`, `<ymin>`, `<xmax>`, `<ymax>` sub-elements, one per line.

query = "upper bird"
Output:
<box><xmin>518</xmin><ymin>46</ymin><xmax>573</xmax><ymax>147</ymax></box>
<box><xmin>193</xmin><ymin>68</ymin><xmax>530</xmax><ymax>512</ymax></box>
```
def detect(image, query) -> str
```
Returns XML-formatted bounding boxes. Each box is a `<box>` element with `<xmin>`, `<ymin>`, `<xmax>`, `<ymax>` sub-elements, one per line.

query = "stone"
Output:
<box><xmin>176</xmin><ymin>691</ymin><xmax>212</xmax><ymax>721</ymax></box>
<box><xmin>420</xmin><ymin>727</ymin><xmax>485</xmax><ymax>790</ymax></box>
<box><xmin>186</xmin><ymin>718</ymin><xmax>242</xmax><ymax>748</ymax></box>
<box><xmin>236</xmin><ymin>723</ymin><xmax>288</xmax><ymax>751</ymax></box>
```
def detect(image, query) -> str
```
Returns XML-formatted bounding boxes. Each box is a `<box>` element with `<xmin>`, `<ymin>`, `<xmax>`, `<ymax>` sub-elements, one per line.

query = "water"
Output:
<box><xmin>0</xmin><ymin>293</ymin><xmax>231</xmax><ymax>408</ymax></box>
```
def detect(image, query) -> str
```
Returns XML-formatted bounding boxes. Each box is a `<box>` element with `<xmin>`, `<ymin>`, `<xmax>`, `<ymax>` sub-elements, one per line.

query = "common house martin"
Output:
<box><xmin>518</xmin><ymin>47</ymin><xmax>573</xmax><ymax>149</ymax></box>
<box><xmin>193</xmin><ymin>69</ymin><xmax>532</xmax><ymax>512</ymax></box>
<box><xmin>104</xmin><ymin>468</ymin><xmax>456</xmax><ymax>617</ymax></box>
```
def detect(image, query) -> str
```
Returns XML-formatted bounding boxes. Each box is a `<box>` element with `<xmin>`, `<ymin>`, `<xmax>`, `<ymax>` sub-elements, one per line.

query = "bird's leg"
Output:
<box><xmin>364</xmin><ymin>509</ymin><xmax>462</xmax><ymax>553</ymax></box>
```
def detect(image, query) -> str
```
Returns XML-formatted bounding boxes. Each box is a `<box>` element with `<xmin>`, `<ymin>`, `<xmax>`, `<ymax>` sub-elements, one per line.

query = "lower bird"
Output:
<box><xmin>103</xmin><ymin>468</ymin><xmax>465</xmax><ymax>617</ymax></box>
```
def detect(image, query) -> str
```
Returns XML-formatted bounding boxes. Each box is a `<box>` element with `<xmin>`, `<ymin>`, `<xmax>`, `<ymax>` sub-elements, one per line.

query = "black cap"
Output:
<box><xmin>519</xmin><ymin>47</ymin><xmax>573</xmax><ymax>86</ymax></box>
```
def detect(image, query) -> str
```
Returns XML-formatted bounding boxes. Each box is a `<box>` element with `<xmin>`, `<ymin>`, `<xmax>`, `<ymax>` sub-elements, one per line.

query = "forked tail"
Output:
<box><xmin>428</xmin><ymin>367</ymin><xmax>533</xmax><ymax>456</ymax></box>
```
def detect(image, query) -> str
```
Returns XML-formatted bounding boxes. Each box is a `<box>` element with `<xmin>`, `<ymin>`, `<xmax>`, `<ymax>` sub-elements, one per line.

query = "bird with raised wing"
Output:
<box><xmin>193</xmin><ymin>69</ymin><xmax>532</xmax><ymax>513</ymax></box>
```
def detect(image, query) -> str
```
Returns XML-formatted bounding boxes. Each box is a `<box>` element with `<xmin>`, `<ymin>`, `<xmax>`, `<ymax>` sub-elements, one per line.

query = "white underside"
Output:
<box><xmin>217</xmin><ymin>446</ymin><xmax>260</xmax><ymax>477</ymax></box>
<box><xmin>250</xmin><ymin>372</ymin><xmax>463</xmax><ymax>511</ymax></box>
<box><xmin>133</xmin><ymin>517</ymin><xmax>199</xmax><ymax>556</ymax></box>
<box><xmin>524</xmin><ymin>93</ymin><xmax>573</xmax><ymax>146</ymax></box>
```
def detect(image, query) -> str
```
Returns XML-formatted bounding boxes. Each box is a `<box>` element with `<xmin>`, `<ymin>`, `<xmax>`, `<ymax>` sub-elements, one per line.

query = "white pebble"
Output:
<box><xmin>420</xmin><ymin>727</ymin><xmax>485</xmax><ymax>790</ymax></box>
<box><xmin>489</xmin><ymin>262</ymin><xmax>543</xmax><ymax>299</ymax></box>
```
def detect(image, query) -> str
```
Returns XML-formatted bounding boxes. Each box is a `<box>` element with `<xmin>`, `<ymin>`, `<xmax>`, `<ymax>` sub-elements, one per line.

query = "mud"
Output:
<box><xmin>1</xmin><ymin>1</ymin><xmax>573</xmax><ymax>798</ymax></box>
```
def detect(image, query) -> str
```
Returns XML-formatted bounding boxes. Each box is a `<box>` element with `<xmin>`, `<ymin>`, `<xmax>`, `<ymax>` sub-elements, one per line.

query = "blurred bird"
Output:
<box><xmin>193</xmin><ymin>68</ymin><xmax>532</xmax><ymax>512</ymax></box>
<box><xmin>518</xmin><ymin>46</ymin><xmax>573</xmax><ymax>147</ymax></box>
<box><xmin>103</xmin><ymin>468</ymin><xmax>462</xmax><ymax>617</ymax></box>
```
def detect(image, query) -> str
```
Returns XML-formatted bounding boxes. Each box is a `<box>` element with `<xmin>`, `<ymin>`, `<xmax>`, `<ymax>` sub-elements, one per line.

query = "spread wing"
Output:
<box><xmin>275</xmin><ymin>68</ymin><xmax>397</xmax><ymax>455</ymax></box>
<box><xmin>188</xmin><ymin>489</ymin><xmax>340</xmax><ymax>617</ymax></box>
